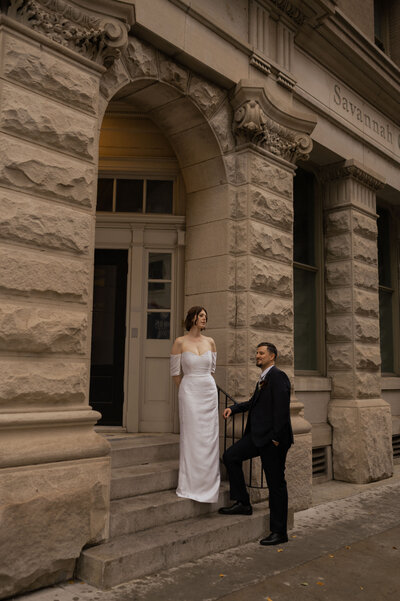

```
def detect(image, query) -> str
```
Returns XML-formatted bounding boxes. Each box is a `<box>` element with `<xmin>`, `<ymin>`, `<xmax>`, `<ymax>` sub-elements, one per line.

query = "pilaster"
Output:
<box><xmin>0</xmin><ymin>2</ymin><xmax>133</xmax><ymax>597</ymax></box>
<box><xmin>224</xmin><ymin>81</ymin><xmax>316</xmax><ymax>509</ymax></box>
<box><xmin>323</xmin><ymin>159</ymin><xmax>393</xmax><ymax>483</ymax></box>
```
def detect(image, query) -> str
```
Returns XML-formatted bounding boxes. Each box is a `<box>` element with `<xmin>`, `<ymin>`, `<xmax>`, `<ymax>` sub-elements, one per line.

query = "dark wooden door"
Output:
<box><xmin>89</xmin><ymin>249</ymin><xmax>128</xmax><ymax>425</ymax></box>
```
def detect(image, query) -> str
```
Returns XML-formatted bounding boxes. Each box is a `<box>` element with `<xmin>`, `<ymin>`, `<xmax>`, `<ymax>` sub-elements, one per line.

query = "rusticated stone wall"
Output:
<box><xmin>0</xmin><ymin>23</ymin><xmax>110</xmax><ymax>599</ymax></box>
<box><xmin>323</xmin><ymin>160</ymin><xmax>393</xmax><ymax>483</ymax></box>
<box><xmin>220</xmin><ymin>146</ymin><xmax>312</xmax><ymax>510</ymax></box>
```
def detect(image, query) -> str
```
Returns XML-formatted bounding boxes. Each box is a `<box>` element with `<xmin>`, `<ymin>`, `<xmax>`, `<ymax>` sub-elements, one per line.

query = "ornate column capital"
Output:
<box><xmin>321</xmin><ymin>159</ymin><xmax>386</xmax><ymax>192</ymax></box>
<box><xmin>3</xmin><ymin>0</ymin><xmax>133</xmax><ymax>67</ymax></box>
<box><xmin>230</xmin><ymin>80</ymin><xmax>317</xmax><ymax>163</ymax></box>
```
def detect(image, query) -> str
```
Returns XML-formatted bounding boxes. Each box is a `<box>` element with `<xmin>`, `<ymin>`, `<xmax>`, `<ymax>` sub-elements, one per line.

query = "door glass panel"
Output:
<box><xmin>147</xmin><ymin>251</ymin><xmax>172</xmax><ymax>339</ymax></box>
<box><xmin>146</xmin><ymin>180</ymin><xmax>173</xmax><ymax>214</ymax></box>
<box><xmin>148</xmin><ymin>282</ymin><xmax>171</xmax><ymax>309</ymax></box>
<box><xmin>147</xmin><ymin>312</ymin><xmax>171</xmax><ymax>339</ymax></box>
<box><xmin>148</xmin><ymin>253</ymin><xmax>171</xmax><ymax>280</ymax></box>
<box><xmin>97</xmin><ymin>178</ymin><xmax>113</xmax><ymax>212</ymax></box>
<box><xmin>116</xmin><ymin>179</ymin><xmax>143</xmax><ymax>212</ymax></box>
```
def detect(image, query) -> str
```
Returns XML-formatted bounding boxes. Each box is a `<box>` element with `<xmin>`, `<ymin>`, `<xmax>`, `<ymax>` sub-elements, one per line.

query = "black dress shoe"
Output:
<box><xmin>218</xmin><ymin>501</ymin><xmax>253</xmax><ymax>515</ymax></box>
<box><xmin>259</xmin><ymin>532</ymin><xmax>288</xmax><ymax>546</ymax></box>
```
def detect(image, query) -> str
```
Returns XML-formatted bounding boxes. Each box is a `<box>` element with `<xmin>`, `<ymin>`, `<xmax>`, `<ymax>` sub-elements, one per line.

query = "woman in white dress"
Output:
<box><xmin>170</xmin><ymin>306</ymin><xmax>220</xmax><ymax>503</ymax></box>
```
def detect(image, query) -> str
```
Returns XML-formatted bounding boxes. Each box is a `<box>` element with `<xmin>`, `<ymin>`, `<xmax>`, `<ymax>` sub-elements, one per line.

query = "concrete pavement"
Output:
<box><xmin>10</xmin><ymin>465</ymin><xmax>400</xmax><ymax>601</ymax></box>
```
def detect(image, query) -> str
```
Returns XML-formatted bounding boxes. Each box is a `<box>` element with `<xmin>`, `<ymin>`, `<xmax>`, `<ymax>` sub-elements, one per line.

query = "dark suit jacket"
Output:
<box><xmin>230</xmin><ymin>365</ymin><xmax>294</xmax><ymax>449</ymax></box>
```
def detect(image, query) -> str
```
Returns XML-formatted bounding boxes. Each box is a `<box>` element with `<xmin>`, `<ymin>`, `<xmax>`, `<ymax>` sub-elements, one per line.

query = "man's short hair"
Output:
<box><xmin>257</xmin><ymin>342</ymin><xmax>278</xmax><ymax>359</ymax></box>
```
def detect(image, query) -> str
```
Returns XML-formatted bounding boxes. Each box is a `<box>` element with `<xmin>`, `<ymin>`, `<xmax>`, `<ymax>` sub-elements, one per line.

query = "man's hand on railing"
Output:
<box><xmin>223</xmin><ymin>407</ymin><xmax>232</xmax><ymax>419</ymax></box>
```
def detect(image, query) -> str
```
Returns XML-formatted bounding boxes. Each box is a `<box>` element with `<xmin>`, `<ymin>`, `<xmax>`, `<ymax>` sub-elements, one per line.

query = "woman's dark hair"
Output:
<box><xmin>184</xmin><ymin>306</ymin><xmax>208</xmax><ymax>331</ymax></box>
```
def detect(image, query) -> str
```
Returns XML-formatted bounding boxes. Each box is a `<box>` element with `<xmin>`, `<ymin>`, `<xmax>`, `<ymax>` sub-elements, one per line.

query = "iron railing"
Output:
<box><xmin>217</xmin><ymin>385</ymin><xmax>266</xmax><ymax>489</ymax></box>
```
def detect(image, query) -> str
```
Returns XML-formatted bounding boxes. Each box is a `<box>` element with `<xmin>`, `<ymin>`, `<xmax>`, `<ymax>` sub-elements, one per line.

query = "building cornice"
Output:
<box><xmin>295</xmin><ymin>7</ymin><xmax>400</xmax><ymax>124</ymax></box>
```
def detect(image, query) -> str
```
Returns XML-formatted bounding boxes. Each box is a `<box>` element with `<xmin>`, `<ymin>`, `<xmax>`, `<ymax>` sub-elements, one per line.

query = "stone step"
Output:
<box><xmin>109</xmin><ymin>435</ymin><xmax>180</xmax><ymax>469</ymax></box>
<box><xmin>110</xmin><ymin>482</ymin><xmax>231</xmax><ymax>537</ymax></box>
<box><xmin>78</xmin><ymin>501</ymin><xmax>270</xmax><ymax>589</ymax></box>
<box><xmin>111</xmin><ymin>460</ymin><xmax>179</xmax><ymax>500</ymax></box>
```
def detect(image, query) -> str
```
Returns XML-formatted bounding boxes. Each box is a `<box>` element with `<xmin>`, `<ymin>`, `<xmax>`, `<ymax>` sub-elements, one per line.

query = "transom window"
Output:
<box><xmin>97</xmin><ymin>178</ymin><xmax>174</xmax><ymax>214</ymax></box>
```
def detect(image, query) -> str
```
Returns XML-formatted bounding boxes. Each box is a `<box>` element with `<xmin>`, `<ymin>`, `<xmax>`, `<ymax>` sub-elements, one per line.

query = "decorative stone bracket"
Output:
<box><xmin>230</xmin><ymin>80</ymin><xmax>316</xmax><ymax>163</ymax></box>
<box><xmin>3</xmin><ymin>0</ymin><xmax>133</xmax><ymax>67</ymax></box>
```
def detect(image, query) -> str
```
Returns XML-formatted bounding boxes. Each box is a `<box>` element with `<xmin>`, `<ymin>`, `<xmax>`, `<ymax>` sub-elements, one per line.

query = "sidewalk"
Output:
<box><xmin>11</xmin><ymin>465</ymin><xmax>400</xmax><ymax>601</ymax></box>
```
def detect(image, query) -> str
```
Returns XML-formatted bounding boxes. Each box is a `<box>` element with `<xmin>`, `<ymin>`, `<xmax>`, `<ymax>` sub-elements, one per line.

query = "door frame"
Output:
<box><xmin>95</xmin><ymin>213</ymin><xmax>185</xmax><ymax>432</ymax></box>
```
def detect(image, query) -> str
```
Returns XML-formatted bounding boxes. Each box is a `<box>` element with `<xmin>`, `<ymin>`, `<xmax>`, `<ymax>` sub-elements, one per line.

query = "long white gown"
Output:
<box><xmin>170</xmin><ymin>351</ymin><xmax>220</xmax><ymax>503</ymax></box>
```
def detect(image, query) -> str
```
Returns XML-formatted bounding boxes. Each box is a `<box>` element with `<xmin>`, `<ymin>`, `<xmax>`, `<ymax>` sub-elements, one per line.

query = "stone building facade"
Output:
<box><xmin>0</xmin><ymin>0</ymin><xmax>399</xmax><ymax>597</ymax></box>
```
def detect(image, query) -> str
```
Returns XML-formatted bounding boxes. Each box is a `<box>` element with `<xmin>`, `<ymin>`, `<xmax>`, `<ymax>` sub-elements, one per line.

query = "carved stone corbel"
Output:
<box><xmin>5</xmin><ymin>0</ymin><xmax>132</xmax><ymax>67</ymax></box>
<box><xmin>231</xmin><ymin>81</ymin><xmax>316</xmax><ymax>163</ymax></box>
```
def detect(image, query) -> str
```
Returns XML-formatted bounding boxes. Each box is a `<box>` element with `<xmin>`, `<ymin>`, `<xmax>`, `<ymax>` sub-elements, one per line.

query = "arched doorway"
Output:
<box><xmin>92</xmin><ymin>40</ymin><xmax>233</xmax><ymax>434</ymax></box>
<box><xmin>90</xmin><ymin>107</ymin><xmax>186</xmax><ymax>433</ymax></box>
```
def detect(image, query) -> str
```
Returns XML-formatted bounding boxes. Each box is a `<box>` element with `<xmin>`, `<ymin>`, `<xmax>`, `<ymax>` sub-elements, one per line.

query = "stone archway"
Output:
<box><xmin>97</xmin><ymin>36</ymin><xmax>240</xmax><ymax>397</ymax></box>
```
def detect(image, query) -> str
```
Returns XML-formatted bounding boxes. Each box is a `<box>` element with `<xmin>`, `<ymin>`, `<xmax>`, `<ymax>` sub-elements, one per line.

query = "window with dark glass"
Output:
<box><xmin>377</xmin><ymin>207</ymin><xmax>395</xmax><ymax>373</ymax></box>
<box><xmin>96</xmin><ymin>178</ymin><xmax>114</xmax><ymax>212</ymax></box>
<box><xmin>96</xmin><ymin>178</ymin><xmax>173</xmax><ymax>214</ymax></box>
<box><xmin>293</xmin><ymin>169</ymin><xmax>321</xmax><ymax>372</ymax></box>
<box><xmin>374</xmin><ymin>0</ymin><xmax>389</xmax><ymax>53</ymax></box>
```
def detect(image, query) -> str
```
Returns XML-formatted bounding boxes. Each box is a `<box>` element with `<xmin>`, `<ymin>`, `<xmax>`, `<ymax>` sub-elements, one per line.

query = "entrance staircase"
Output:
<box><xmin>77</xmin><ymin>434</ymin><xmax>269</xmax><ymax>589</ymax></box>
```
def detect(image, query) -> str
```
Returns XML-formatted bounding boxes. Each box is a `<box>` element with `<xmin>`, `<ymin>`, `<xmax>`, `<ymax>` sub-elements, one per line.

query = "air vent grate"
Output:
<box><xmin>312</xmin><ymin>446</ymin><xmax>329</xmax><ymax>478</ymax></box>
<box><xmin>393</xmin><ymin>434</ymin><xmax>400</xmax><ymax>459</ymax></box>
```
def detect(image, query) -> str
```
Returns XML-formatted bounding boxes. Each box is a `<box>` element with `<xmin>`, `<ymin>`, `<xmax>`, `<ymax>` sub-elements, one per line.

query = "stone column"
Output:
<box><xmin>0</xmin><ymin>3</ymin><xmax>132</xmax><ymax>598</ymax></box>
<box><xmin>323</xmin><ymin>160</ymin><xmax>393</xmax><ymax>483</ymax></box>
<box><xmin>223</xmin><ymin>81</ymin><xmax>316</xmax><ymax>510</ymax></box>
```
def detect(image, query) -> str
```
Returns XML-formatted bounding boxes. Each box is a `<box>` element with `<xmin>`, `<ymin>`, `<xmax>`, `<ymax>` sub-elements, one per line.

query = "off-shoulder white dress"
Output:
<box><xmin>170</xmin><ymin>351</ymin><xmax>220</xmax><ymax>503</ymax></box>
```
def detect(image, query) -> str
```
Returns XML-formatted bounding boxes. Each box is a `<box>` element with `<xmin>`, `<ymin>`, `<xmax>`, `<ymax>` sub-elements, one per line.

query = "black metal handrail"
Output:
<box><xmin>217</xmin><ymin>385</ymin><xmax>266</xmax><ymax>489</ymax></box>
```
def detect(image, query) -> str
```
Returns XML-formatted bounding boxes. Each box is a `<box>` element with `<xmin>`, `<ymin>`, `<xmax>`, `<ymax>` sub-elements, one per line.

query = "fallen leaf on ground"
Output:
<box><xmin>219</xmin><ymin>574</ymin><xmax>225</xmax><ymax>578</ymax></box>
<box><xmin>345</xmin><ymin>545</ymin><xmax>351</xmax><ymax>549</ymax></box>
<box><xmin>265</xmin><ymin>597</ymin><xmax>273</xmax><ymax>601</ymax></box>
<box><xmin>329</xmin><ymin>554</ymin><xmax>334</xmax><ymax>558</ymax></box>
<box><xmin>317</xmin><ymin>581</ymin><xmax>325</xmax><ymax>586</ymax></box>
<box><xmin>292</xmin><ymin>535</ymin><xmax>297</xmax><ymax>538</ymax></box>
<box><xmin>277</xmin><ymin>548</ymin><xmax>283</xmax><ymax>552</ymax></box>
<box><xmin>301</xmin><ymin>582</ymin><xmax>309</xmax><ymax>586</ymax></box>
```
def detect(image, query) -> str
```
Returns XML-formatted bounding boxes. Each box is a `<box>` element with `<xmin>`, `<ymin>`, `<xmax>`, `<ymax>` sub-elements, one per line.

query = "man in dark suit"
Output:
<box><xmin>219</xmin><ymin>342</ymin><xmax>293</xmax><ymax>546</ymax></box>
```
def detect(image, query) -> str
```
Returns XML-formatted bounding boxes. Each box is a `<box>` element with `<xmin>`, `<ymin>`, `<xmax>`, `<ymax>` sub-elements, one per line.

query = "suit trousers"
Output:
<box><xmin>222</xmin><ymin>433</ymin><xmax>289</xmax><ymax>535</ymax></box>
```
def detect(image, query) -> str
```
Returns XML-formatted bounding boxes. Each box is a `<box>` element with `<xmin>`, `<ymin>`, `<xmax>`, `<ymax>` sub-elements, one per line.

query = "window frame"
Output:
<box><xmin>377</xmin><ymin>203</ymin><xmax>400</xmax><ymax>376</ymax></box>
<box><xmin>293</xmin><ymin>166</ymin><xmax>326</xmax><ymax>376</ymax></box>
<box><xmin>96</xmin><ymin>175</ymin><xmax>176</xmax><ymax>215</ymax></box>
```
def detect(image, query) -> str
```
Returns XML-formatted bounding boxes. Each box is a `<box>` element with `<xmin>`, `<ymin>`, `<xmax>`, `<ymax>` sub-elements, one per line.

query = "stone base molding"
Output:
<box><xmin>0</xmin><ymin>457</ymin><xmax>110</xmax><ymax>599</ymax></box>
<box><xmin>329</xmin><ymin>399</ymin><xmax>393</xmax><ymax>483</ymax></box>
<box><xmin>323</xmin><ymin>159</ymin><xmax>393</xmax><ymax>483</ymax></box>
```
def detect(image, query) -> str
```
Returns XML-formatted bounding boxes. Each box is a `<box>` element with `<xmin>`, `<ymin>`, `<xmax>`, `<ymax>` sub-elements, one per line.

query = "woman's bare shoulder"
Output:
<box><xmin>203</xmin><ymin>335</ymin><xmax>216</xmax><ymax>351</ymax></box>
<box><xmin>171</xmin><ymin>336</ymin><xmax>185</xmax><ymax>354</ymax></box>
